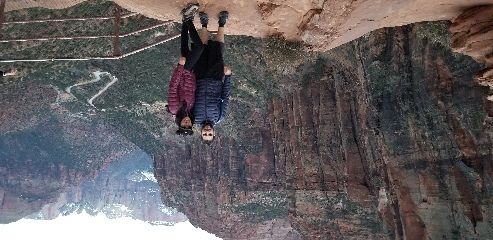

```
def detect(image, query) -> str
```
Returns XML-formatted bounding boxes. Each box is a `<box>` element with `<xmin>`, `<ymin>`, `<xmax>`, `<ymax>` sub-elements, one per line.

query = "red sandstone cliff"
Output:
<box><xmin>28</xmin><ymin>150</ymin><xmax>187</xmax><ymax>224</ymax></box>
<box><xmin>153</xmin><ymin>134</ymin><xmax>302</xmax><ymax>239</ymax></box>
<box><xmin>272</xmin><ymin>22</ymin><xmax>493</xmax><ymax>239</ymax></box>
<box><xmin>2</xmin><ymin>1</ymin><xmax>493</xmax><ymax>239</ymax></box>
<box><xmin>5</xmin><ymin>0</ymin><xmax>493</xmax><ymax>51</ymax></box>
<box><xmin>0</xmin><ymin>81</ymin><xmax>186</xmax><ymax>225</ymax></box>
<box><xmin>153</xmin><ymin>22</ymin><xmax>493</xmax><ymax>239</ymax></box>
<box><xmin>451</xmin><ymin>5</ymin><xmax>493</xmax><ymax>103</ymax></box>
<box><xmin>0</xmin><ymin>80</ymin><xmax>131</xmax><ymax>223</ymax></box>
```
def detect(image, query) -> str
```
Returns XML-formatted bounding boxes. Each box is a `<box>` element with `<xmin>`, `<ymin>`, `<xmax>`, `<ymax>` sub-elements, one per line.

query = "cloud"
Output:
<box><xmin>0</xmin><ymin>211</ymin><xmax>221</xmax><ymax>240</ymax></box>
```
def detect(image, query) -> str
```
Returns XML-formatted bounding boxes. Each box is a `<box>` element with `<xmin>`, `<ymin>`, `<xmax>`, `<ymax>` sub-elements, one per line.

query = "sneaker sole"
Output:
<box><xmin>182</xmin><ymin>4</ymin><xmax>199</xmax><ymax>18</ymax></box>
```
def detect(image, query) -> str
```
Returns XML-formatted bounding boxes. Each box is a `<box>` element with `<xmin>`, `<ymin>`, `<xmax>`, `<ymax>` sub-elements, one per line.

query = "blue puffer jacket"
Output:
<box><xmin>193</xmin><ymin>75</ymin><xmax>232</xmax><ymax>126</ymax></box>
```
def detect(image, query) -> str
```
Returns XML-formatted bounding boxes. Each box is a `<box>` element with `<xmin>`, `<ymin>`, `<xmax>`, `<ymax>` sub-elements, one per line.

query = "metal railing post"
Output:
<box><xmin>113</xmin><ymin>5</ymin><xmax>121</xmax><ymax>56</ymax></box>
<box><xmin>0</xmin><ymin>7</ymin><xmax>179</xmax><ymax>62</ymax></box>
<box><xmin>0</xmin><ymin>0</ymin><xmax>6</xmax><ymax>39</ymax></box>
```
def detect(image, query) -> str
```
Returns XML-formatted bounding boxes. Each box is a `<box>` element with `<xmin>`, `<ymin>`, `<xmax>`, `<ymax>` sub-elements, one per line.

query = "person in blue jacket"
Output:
<box><xmin>193</xmin><ymin>10</ymin><xmax>232</xmax><ymax>145</ymax></box>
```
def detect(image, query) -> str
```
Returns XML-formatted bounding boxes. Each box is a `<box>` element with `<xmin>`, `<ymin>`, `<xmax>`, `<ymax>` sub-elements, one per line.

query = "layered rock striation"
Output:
<box><xmin>29</xmin><ymin>150</ymin><xmax>187</xmax><ymax>225</ymax></box>
<box><xmin>271</xmin><ymin>22</ymin><xmax>493</xmax><ymax>238</ymax></box>
<box><xmin>451</xmin><ymin>5</ymin><xmax>493</xmax><ymax>100</ymax></box>
<box><xmin>5</xmin><ymin>0</ymin><xmax>493</xmax><ymax>51</ymax></box>
<box><xmin>2</xmin><ymin>1</ymin><xmax>493</xmax><ymax>238</ymax></box>
<box><xmin>153</xmin><ymin>131</ymin><xmax>302</xmax><ymax>239</ymax></box>
<box><xmin>154</xmin><ymin>22</ymin><xmax>493</xmax><ymax>239</ymax></box>
<box><xmin>1</xmin><ymin>79</ymin><xmax>132</xmax><ymax>223</ymax></box>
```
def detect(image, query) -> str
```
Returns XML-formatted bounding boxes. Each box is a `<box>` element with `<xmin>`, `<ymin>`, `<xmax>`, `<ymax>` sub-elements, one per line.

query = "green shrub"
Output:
<box><xmin>263</xmin><ymin>34</ymin><xmax>313</xmax><ymax>75</ymax></box>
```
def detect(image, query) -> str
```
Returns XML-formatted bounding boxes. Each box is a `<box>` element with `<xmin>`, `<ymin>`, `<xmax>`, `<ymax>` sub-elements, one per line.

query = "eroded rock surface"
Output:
<box><xmin>5</xmin><ymin>0</ymin><xmax>493</xmax><ymax>51</ymax></box>
<box><xmin>451</xmin><ymin>5</ymin><xmax>493</xmax><ymax>66</ymax></box>
<box><xmin>28</xmin><ymin>150</ymin><xmax>187</xmax><ymax>225</ymax></box>
<box><xmin>153</xmin><ymin>22</ymin><xmax>493</xmax><ymax>239</ymax></box>
<box><xmin>2</xmin><ymin>1</ymin><xmax>493</xmax><ymax>238</ymax></box>
<box><xmin>272</xmin><ymin>23</ymin><xmax>493</xmax><ymax>238</ymax></box>
<box><xmin>0</xmin><ymin>80</ymin><xmax>178</xmax><ymax>224</ymax></box>
<box><xmin>153</xmin><ymin>128</ymin><xmax>302</xmax><ymax>239</ymax></box>
<box><xmin>451</xmin><ymin>5</ymin><xmax>493</xmax><ymax>101</ymax></box>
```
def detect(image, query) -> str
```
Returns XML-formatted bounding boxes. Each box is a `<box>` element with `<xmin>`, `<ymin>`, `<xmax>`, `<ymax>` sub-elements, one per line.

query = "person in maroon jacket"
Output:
<box><xmin>166</xmin><ymin>3</ymin><xmax>203</xmax><ymax>136</ymax></box>
<box><xmin>167</xmin><ymin>57</ymin><xmax>196</xmax><ymax>135</ymax></box>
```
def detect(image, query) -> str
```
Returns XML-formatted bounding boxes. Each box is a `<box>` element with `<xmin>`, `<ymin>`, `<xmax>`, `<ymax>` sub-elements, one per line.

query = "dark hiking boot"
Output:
<box><xmin>199</xmin><ymin>12</ymin><xmax>209</xmax><ymax>27</ymax></box>
<box><xmin>218</xmin><ymin>11</ymin><xmax>229</xmax><ymax>27</ymax></box>
<box><xmin>181</xmin><ymin>3</ymin><xmax>199</xmax><ymax>22</ymax></box>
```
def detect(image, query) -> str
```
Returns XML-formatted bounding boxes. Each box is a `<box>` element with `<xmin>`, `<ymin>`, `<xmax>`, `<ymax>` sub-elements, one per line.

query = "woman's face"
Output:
<box><xmin>180</xmin><ymin>116</ymin><xmax>192</xmax><ymax>129</ymax></box>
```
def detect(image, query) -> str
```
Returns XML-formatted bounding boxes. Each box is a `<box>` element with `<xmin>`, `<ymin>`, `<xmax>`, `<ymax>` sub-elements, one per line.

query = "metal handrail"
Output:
<box><xmin>0</xmin><ymin>21</ymin><xmax>172</xmax><ymax>42</ymax></box>
<box><xmin>0</xmin><ymin>33</ymin><xmax>180</xmax><ymax>63</ymax></box>
<box><xmin>2</xmin><ymin>12</ymin><xmax>138</xmax><ymax>24</ymax></box>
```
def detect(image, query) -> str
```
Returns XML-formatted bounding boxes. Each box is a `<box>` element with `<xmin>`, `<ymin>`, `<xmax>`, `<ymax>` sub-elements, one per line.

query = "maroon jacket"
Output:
<box><xmin>167</xmin><ymin>64</ymin><xmax>196</xmax><ymax>114</ymax></box>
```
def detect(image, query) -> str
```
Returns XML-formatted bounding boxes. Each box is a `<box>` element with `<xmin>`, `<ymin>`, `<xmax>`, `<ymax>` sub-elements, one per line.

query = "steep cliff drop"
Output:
<box><xmin>273</xmin><ymin>22</ymin><xmax>493</xmax><ymax>239</ymax></box>
<box><xmin>154</xmin><ymin>22</ymin><xmax>493</xmax><ymax>239</ymax></box>
<box><xmin>2</xmin><ymin>1</ymin><xmax>493</xmax><ymax>239</ymax></box>
<box><xmin>25</xmin><ymin>150</ymin><xmax>187</xmax><ymax>225</ymax></box>
<box><xmin>451</xmin><ymin>5</ymin><xmax>493</xmax><ymax>101</ymax></box>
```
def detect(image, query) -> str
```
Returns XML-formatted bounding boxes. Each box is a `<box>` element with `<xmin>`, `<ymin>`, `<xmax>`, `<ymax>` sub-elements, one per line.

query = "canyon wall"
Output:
<box><xmin>28</xmin><ymin>150</ymin><xmax>187</xmax><ymax>225</ymax></box>
<box><xmin>153</xmin><ymin>22</ymin><xmax>493</xmax><ymax>239</ymax></box>
<box><xmin>2</xmin><ymin>1</ymin><xmax>493</xmax><ymax>238</ymax></box>
<box><xmin>0</xmin><ymin>81</ymin><xmax>130</xmax><ymax>223</ymax></box>
<box><xmin>274</xmin><ymin>23</ymin><xmax>493</xmax><ymax>239</ymax></box>
<box><xmin>0</xmin><ymin>80</ymin><xmax>184</xmax><ymax>224</ymax></box>
<box><xmin>450</xmin><ymin>5</ymin><xmax>493</xmax><ymax>101</ymax></box>
<box><xmin>5</xmin><ymin>0</ymin><xmax>493</xmax><ymax>51</ymax></box>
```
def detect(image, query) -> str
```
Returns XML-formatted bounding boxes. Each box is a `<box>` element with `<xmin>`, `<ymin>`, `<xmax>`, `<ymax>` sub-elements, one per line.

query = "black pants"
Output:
<box><xmin>194</xmin><ymin>40</ymin><xmax>225</xmax><ymax>80</ymax></box>
<box><xmin>181</xmin><ymin>20</ymin><xmax>204</xmax><ymax>71</ymax></box>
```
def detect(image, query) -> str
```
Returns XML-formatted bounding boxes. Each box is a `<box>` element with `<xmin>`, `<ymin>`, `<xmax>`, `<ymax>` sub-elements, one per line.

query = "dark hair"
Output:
<box><xmin>174</xmin><ymin>102</ymin><xmax>194</xmax><ymax>135</ymax></box>
<box><xmin>176</xmin><ymin>127</ymin><xmax>194</xmax><ymax>136</ymax></box>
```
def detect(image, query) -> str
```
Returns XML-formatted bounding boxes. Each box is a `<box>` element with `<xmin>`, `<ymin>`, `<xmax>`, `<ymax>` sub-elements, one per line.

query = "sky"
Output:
<box><xmin>0</xmin><ymin>211</ymin><xmax>221</xmax><ymax>240</ymax></box>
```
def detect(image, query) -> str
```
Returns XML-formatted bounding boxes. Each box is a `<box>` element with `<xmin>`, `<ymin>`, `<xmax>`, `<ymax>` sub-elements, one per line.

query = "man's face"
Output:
<box><xmin>180</xmin><ymin>116</ymin><xmax>192</xmax><ymax>129</ymax></box>
<box><xmin>201</xmin><ymin>124</ymin><xmax>215</xmax><ymax>141</ymax></box>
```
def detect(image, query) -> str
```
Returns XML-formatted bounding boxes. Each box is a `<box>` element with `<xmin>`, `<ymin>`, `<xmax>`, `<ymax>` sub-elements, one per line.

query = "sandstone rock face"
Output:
<box><xmin>5</xmin><ymin>0</ymin><xmax>493</xmax><ymax>51</ymax></box>
<box><xmin>451</xmin><ymin>5</ymin><xmax>493</xmax><ymax>67</ymax></box>
<box><xmin>0</xmin><ymin>80</ymin><xmax>185</xmax><ymax>224</ymax></box>
<box><xmin>0</xmin><ymin>80</ymin><xmax>132</xmax><ymax>223</ymax></box>
<box><xmin>2</xmin><ymin>1</ymin><xmax>493</xmax><ymax>238</ymax></box>
<box><xmin>153</xmin><ymin>22</ymin><xmax>493</xmax><ymax>239</ymax></box>
<box><xmin>272</xmin><ymin>23</ymin><xmax>493</xmax><ymax>238</ymax></box>
<box><xmin>279</xmin><ymin>23</ymin><xmax>493</xmax><ymax>238</ymax></box>
<box><xmin>451</xmin><ymin>5</ymin><xmax>493</xmax><ymax>101</ymax></box>
<box><xmin>153</xmin><ymin>134</ymin><xmax>302</xmax><ymax>239</ymax></box>
<box><xmin>29</xmin><ymin>150</ymin><xmax>187</xmax><ymax>225</ymax></box>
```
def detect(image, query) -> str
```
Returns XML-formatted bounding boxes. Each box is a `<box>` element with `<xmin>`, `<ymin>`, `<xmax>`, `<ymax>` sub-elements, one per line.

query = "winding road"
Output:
<box><xmin>65</xmin><ymin>71</ymin><xmax>118</xmax><ymax>108</ymax></box>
